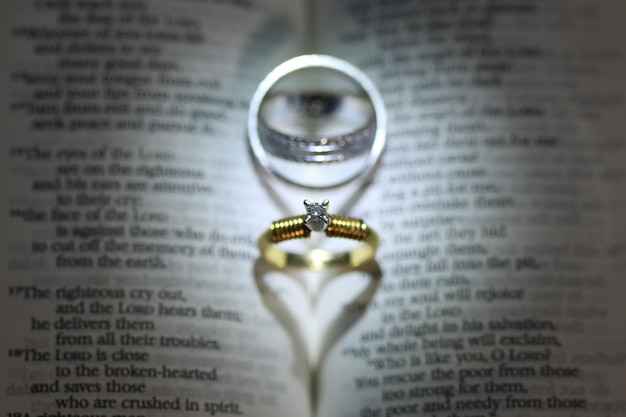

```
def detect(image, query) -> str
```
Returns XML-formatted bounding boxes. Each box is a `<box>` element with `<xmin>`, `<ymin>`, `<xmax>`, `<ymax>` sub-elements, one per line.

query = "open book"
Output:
<box><xmin>2</xmin><ymin>0</ymin><xmax>626</xmax><ymax>416</ymax></box>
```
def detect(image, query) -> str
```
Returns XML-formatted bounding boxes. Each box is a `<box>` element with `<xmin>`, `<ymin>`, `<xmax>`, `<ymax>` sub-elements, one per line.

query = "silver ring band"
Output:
<box><xmin>258</xmin><ymin>93</ymin><xmax>376</xmax><ymax>163</ymax></box>
<box><xmin>248</xmin><ymin>55</ymin><xmax>386</xmax><ymax>189</ymax></box>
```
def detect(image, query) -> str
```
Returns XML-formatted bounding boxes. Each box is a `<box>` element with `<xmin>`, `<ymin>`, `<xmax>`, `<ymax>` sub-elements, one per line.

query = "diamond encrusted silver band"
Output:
<box><xmin>257</xmin><ymin>94</ymin><xmax>376</xmax><ymax>163</ymax></box>
<box><xmin>248</xmin><ymin>55</ymin><xmax>387</xmax><ymax>189</ymax></box>
<box><xmin>257</xmin><ymin>119</ymin><xmax>376</xmax><ymax>162</ymax></box>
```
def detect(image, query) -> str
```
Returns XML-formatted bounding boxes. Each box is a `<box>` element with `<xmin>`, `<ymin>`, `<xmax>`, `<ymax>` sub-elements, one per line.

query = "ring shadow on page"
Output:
<box><xmin>253</xmin><ymin>257</ymin><xmax>382</xmax><ymax>415</ymax></box>
<box><xmin>249</xmin><ymin>149</ymin><xmax>382</xmax><ymax>216</ymax></box>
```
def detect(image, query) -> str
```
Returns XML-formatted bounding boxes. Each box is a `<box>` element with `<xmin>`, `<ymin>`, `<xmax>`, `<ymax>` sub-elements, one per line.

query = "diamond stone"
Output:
<box><xmin>303</xmin><ymin>199</ymin><xmax>330</xmax><ymax>232</ymax></box>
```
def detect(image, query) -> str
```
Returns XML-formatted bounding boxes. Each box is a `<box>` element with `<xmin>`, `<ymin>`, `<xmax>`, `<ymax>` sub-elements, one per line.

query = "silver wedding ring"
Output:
<box><xmin>258</xmin><ymin>94</ymin><xmax>376</xmax><ymax>163</ymax></box>
<box><xmin>248</xmin><ymin>55</ymin><xmax>386</xmax><ymax>188</ymax></box>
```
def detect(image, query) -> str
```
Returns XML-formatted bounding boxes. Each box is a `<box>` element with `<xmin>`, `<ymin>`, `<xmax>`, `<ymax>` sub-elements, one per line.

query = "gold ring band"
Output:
<box><xmin>258</xmin><ymin>200</ymin><xmax>379</xmax><ymax>270</ymax></box>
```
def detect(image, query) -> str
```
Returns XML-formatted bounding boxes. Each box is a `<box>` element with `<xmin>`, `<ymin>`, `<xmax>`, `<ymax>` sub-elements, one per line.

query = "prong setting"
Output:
<box><xmin>303</xmin><ymin>199</ymin><xmax>330</xmax><ymax>232</ymax></box>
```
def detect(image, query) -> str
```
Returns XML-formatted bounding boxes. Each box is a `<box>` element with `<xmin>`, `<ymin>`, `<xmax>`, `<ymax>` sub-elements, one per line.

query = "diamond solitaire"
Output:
<box><xmin>258</xmin><ymin>198</ymin><xmax>379</xmax><ymax>270</ymax></box>
<box><xmin>303</xmin><ymin>199</ymin><xmax>330</xmax><ymax>232</ymax></box>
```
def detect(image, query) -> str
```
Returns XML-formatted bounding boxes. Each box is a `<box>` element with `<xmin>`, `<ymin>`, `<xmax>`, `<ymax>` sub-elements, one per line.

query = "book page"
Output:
<box><xmin>312</xmin><ymin>1</ymin><xmax>626</xmax><ymax>416</ymax></box>
<box><xmin>0</xmin><ymin>1</ymin><xmax>314</xmax><ymax>416</ymax></box>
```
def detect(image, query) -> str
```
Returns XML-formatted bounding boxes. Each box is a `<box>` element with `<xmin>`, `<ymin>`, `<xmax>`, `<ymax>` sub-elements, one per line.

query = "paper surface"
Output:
<box><xmin>2</xmin><ymin>1</ymin><xmax>626</xmax><ymax>417</ymax></box>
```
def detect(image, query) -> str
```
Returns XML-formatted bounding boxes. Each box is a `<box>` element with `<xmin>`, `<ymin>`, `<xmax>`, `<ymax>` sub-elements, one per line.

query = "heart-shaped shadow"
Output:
<box><xmin>250</xmin><ymin>154</ymin><xmax>380</xmax><ymax>217</ymax></box>
<box><xmin>253</xmin><ymin>257</ymin><xmax>382</xmax><ymax>416</ymax></box>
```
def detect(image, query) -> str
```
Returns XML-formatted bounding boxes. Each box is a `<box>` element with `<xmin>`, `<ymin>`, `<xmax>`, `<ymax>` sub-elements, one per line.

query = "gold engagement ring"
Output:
<box><xmin>258</xmin><ymin>200</ymin><xmax>379</xmax><ymax>270</ymax></box>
